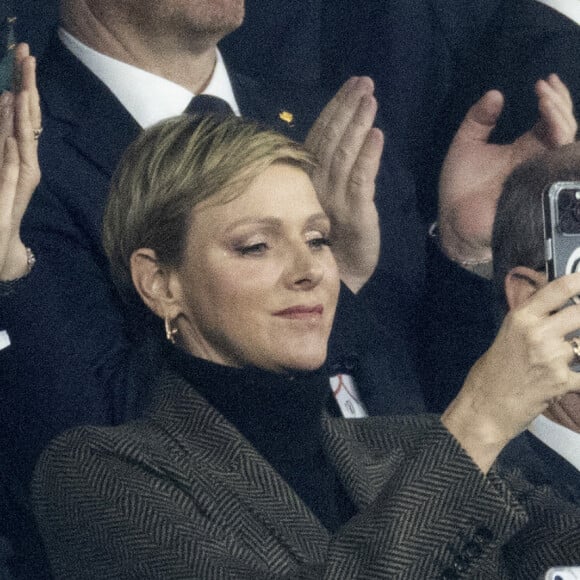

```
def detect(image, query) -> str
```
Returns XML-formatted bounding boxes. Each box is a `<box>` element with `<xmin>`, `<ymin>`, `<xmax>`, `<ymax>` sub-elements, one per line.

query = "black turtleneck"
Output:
<box><xmin>168</xmin><ymin>346</ymin><xmax>357</xmax><ymax>532</ymax></box>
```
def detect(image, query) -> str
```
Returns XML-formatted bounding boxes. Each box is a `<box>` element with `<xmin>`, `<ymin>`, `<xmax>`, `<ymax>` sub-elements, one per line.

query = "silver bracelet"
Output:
<box><xmin>429</xmin><ymin>222</ymin><xmax>493</xmax><ymax>278</ymax></box>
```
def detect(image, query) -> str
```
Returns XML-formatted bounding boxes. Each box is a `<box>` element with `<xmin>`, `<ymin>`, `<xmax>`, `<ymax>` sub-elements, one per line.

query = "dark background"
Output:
<box><xmin>12</xmin><ymin>0</ymin><xmax>59</xmax><ymax>56</ymax></box>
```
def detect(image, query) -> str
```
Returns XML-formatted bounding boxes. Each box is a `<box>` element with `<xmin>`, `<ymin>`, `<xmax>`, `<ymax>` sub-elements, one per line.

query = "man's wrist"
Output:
<box><xmin>429</xmin><ymin>221</ymin><xmax>493</xmax><ymax>278</ymax></box>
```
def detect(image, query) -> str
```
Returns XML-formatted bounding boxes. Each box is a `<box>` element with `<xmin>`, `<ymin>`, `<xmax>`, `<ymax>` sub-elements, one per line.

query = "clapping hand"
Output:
<box><xmin>438</xmin><ymin>74</ymin><xmax>577</xmax><ymax>269</ymax></box>
<box><xmin>0</xmin><ymin>43</ymin><xmax>41</xmax><ymax>282</ymax></box>
<box><xmin>305</xmin><ymin>77</ymin><xmax>384</xmax><ymax>293</ymax></box>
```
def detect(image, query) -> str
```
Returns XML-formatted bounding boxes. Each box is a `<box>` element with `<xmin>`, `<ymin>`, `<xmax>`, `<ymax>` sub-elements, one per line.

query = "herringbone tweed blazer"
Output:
<box><xmin>32</xmin><ymin>368</ymin><xmax>580</xmax><ymax>579</ymax></box>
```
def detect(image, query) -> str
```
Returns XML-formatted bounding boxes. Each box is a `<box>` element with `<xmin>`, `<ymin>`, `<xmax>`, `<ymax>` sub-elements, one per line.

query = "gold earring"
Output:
<box><xmin>164</xmin><ymin>316</ymin><xmax>178</xmax><ymax>344</ymax></box>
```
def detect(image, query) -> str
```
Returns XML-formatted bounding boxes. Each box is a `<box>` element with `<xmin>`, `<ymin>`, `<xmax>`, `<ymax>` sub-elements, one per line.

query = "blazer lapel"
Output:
<box><xmin>39</xmin><ymin>35</ymin><xmax>142</xmax><ymax>178</ymax></box>
<box><xmin>148</xmin><ymin>370</ymin><xmax>331</xmax><ymax>568</ymax></box>
<box><xmin>230</xmin><ymin>71</ymin><xmax>323</xmax><ymax>142</ymax></box>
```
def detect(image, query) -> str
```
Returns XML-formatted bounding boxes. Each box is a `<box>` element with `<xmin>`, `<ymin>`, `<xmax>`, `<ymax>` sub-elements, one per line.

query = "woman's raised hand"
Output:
<box><xmin>0</xmin><ymin>43</ymin><xmax>41</xmax><ymax>282</ymax></box>
<box><xmin>442</xmin><ymin>272</ymin><xmax>580</xmax><ymax>474</ymax></box>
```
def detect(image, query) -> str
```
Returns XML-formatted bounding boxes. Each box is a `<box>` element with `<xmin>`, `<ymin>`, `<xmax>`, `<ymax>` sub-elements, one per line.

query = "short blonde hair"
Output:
<box><xmin>103</xmin><ymin>115</ymin><xmax>314</xmax><ymax>299</ymax></box>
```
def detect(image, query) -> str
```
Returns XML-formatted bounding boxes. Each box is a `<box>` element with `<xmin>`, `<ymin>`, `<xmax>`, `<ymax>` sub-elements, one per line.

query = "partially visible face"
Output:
<box><xmin>172</xmin><ymin>163</ymin><xmax>340</xmax><ymax>373</ymax></box>
<box><xmin>97</xmin><ymin>0</ymin><xmax>244</xmax><ymax>40</ymax></box>
<box><xmin>156</xmin><ymin>0</ymin><xmax>244</xmax><ymax>34</ymax></box>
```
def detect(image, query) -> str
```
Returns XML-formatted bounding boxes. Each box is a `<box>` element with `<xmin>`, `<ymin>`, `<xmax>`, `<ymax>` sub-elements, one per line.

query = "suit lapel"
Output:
<box><xmin>231</xmin><ymin>72</ymin><xmax>323</xmax><ymax>142</ymax></box>
<box><xmin>39</xmin><ymin>36</ymin><xmax>142</xmax><ymax>178</ymax></box>
<box><xmin>40</xmin><ymin>39</ymin><xmax>320</xmax><ymax>178</ymax></box>
<box><xmin>148</xmin><ymin>370</ymin><xmax>331</xmax><ymax>567</ymax></box>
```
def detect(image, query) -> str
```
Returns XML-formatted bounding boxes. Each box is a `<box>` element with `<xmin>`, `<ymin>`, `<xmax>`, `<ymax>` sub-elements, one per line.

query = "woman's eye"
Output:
<box><xmin>238</xmin><ymin>242</ymin><xmax>268</xmax><ymax>256</ymax></box>
<box><xmin>308</xmin><ymin>237</ymin><xmax>331</xmax><ymax>250</ymax></box>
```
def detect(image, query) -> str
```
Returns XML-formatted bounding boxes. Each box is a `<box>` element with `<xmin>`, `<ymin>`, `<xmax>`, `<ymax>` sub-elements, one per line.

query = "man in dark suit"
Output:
<box><xmin>491</xmin><ymin>141</ymin><xmax>580</xmax><ymax>505</ymax></box>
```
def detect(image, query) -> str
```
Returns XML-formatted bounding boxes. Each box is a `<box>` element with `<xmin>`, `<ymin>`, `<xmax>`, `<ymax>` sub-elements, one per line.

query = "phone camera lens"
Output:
<box><xmin>559</xmin><ymin>191</ymin><xmax>573</xmax><ymax>210</ymax></box>
<box><xmin>559</xmin><ymin>190</ymin><xmax>580</xmax><ymax>233</ymax></box>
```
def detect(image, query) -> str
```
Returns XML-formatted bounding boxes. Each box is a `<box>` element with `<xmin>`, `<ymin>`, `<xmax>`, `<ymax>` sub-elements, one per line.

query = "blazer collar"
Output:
<box><xmin>39</xmin><ymin>35</ymin><xmax>313</xmax><ymax>176</ymax></box>
<box><xmin>145</xmin><ymin>368</ymin><xmax>452</xmax><ymax>561</ymax></box>
<box><xmin>146</xmin><ymin>368</ymin><xmax>332</xmax><ymax>565</ymax></box>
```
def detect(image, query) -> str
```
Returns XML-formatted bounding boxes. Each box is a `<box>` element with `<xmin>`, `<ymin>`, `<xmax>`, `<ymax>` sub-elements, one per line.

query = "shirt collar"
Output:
<box><xmin>528</xmin><ymin>414</ymin><xmax>580</xmax><ymax>471</ymax></box>
<box><xmin>58</xmin><ymin>27</ymin><xmax>240</xmax><ymax>129</ymax></box>
<box><xmin>535</xmin><ymin>0</ymin><xmax>580</xmax><ymax>26</ymax></box>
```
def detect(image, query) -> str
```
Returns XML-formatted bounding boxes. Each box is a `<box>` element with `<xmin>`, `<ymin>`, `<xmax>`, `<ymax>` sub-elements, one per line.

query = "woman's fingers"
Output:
<box><xmin>0</xmin><ymin>137</ymin><xmax>19</xmax><ymax>227</ymax></box>
<box><xmin>523</xmin><ymin>272</ymin><xmax>580</xmax><ymax>318</ymax></box>
<box><xmin>0</xmin><ymin>137</ymin><xmax>22</xmax><ymax>278</ymax></box>
<box><xmin>0</xmin><ymin>44</ymin><xmax>41</xmax><ymax>279</ymax></box>
<box><xmin>12</xmin><ymin>48</ymin><xmax>41</xmax><ymax>218</ymax></box>
<box><xmin>20</xmin><ymin>54</ymin><xmax>41</xmax><ymax>137</ymax></box>
<box><xmin>15</xmin><ymin>89</ymin><xmax>41</xmax><ymax>202</ymax></box>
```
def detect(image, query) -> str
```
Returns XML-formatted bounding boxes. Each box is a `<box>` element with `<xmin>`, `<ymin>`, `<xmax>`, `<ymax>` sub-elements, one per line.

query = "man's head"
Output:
<box><xmin>493</xmin><ymin>141</ymin><xmax>580</xmax><ymax>314</ymax></box>
<box><xmin>492</xmin><ymin>141</ymin><xmax>580</xmax><ymax>431</ymax></box>
<box><xmin>60</xmin><ymin>0</ymin><xmax>245</xmax><ymax>53</ymax></box>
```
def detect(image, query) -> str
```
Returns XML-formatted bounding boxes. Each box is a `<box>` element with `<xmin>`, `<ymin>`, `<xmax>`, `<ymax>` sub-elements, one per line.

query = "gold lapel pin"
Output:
<box><xmin>278</xmin><ymin>110</ymin><xmax>294</xmax><ymax>126</ymax></box>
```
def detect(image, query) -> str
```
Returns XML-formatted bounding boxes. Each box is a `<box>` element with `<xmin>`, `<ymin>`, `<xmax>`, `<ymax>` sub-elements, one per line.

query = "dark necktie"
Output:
<box><xmin>184</xmin><ymin>94</ymin><xmax>233</xmax><ymax>119</ymax></box>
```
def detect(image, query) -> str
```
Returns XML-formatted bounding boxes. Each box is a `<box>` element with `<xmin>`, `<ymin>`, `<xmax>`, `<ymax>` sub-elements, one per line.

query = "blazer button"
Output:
<box><xmin>473</xmin><ymin>526</ymin><xmax>493</xmax><ymax>543</ymax></box>
<box><xmin>342</xmin><ymin>354</ymin><xmax>359</xmax><ymax>372</ymax></box>
<box><xmin>452</xmin><ymin>555</ymin><xmax>469</xmax><ymax>573</ymax></box>
<box><xmin>462</xmin><ymin>540</ymin><xmax>483</xmax><ymax>559</ymax></box>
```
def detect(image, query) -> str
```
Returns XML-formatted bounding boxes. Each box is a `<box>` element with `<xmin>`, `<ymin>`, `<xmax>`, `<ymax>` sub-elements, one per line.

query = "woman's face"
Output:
<box><xmin>172</xmin><ymin>162</ymin><xmax>340</xmax><ymax>373</ymax></box>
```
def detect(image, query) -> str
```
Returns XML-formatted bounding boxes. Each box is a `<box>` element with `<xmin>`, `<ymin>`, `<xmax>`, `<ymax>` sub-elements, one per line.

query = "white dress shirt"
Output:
<box><xmin>58</xmin><ymin>28</ymin><xmax>240</xmax><ymax>129</ymax></box>
<box><xmin>535</xmin><ymin>0</ymin><xmax>580</xmax><ymax>26</ymax></box>
<box><xmin>528</xmin><ymin>414</ymin><xmax>580</xmax><ymax>471</ymax></box>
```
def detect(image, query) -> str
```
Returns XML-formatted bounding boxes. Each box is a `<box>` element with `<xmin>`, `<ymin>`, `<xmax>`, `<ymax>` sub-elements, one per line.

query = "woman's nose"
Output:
<box><xmin>286</xmin><ymin>244</ymin><xmax>324</xmax><ymax>289</ymax></box>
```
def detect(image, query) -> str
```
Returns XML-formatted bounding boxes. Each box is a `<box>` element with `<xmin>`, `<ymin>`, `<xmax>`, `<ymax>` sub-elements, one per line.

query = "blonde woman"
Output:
<box><xmin>33</xmin><ymin>115</ymin><xmax>580</xmax><ymax>579</ymax></box>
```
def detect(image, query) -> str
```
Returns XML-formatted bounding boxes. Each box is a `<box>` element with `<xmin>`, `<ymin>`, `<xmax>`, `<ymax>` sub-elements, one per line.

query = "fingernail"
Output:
<box><xmin>356</xmin><ymin>77</ymin><xmax>374</xmax><ymax>92</ymax></box>
<box><xmin>344</xmin><ymin>77</ymin><xmax>358</xmax><ymax>91</ymax></box>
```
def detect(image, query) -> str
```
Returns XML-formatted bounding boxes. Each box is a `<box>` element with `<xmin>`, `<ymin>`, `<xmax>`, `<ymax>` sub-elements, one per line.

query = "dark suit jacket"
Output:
<box><xmin>31</xmin><ymin>365</ymin><xmax>580</xmax><ymax>579</ymax></box>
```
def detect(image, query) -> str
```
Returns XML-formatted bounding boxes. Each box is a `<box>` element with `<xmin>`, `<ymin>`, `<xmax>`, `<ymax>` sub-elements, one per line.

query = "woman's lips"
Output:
<box><xmin>273</xmin><ymin>305</ymin><xmax>324</xmax><ymax>319</ymax></box>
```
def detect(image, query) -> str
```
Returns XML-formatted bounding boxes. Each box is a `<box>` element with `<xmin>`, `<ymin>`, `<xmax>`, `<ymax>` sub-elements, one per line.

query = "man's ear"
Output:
<box><xmin>504</xmin><ymin>266</ymin><xmax>547</xmax><ymax>310</ymax></box>
<box><xmin>130</xmin><ymin>248</ymin><xmax>182</xmax><ymax>320</ymax></box>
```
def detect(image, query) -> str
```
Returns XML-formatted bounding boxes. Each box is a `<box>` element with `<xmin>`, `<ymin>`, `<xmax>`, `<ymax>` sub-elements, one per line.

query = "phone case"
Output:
<box><xmin>543</xmin><ymin>181</ymin><xmax>580</xmax><ymax>281</ymax></box>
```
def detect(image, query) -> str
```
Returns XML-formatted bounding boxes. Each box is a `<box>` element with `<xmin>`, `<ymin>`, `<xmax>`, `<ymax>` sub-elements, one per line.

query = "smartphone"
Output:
<box><xmin>545</xmin><ymin>567</ymin><xmax>580</xmax><ymax>580</ymax></box>
<box><xmin>544</xmin><ymin>181</ymin><xmax>580</xmax><ymax>369</ymax></box>
<box><xmin>543</xmin><ymin>181</ymin><xmax>580</xmax><ymax>285</ymax></box>
<box><xmin>0</xmin><ymin>16</ymin><xmax>16</xmax><ymax>93</ymax></box>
